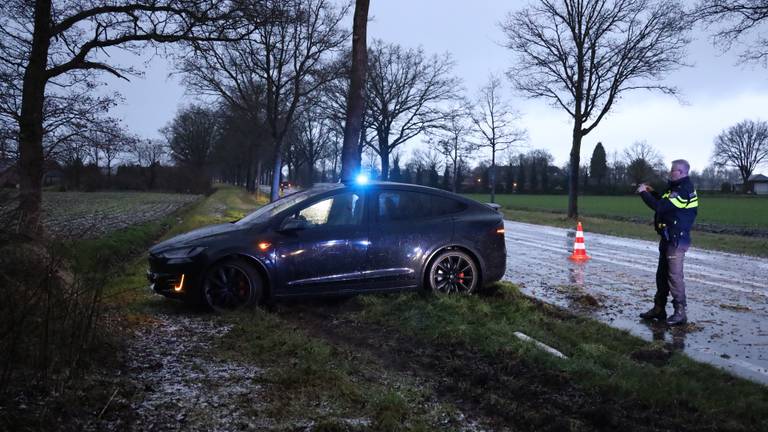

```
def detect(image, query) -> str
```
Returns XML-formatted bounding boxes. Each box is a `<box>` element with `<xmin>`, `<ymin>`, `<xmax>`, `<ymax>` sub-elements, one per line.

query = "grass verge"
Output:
<box><xmin>213</xmin><ymin>309</ymin><xmax>449</xmax><ymax>430</ymax></box>
<box><xmin>464</xmin><ymin>193</ymin><xmax>768</xmax><ymax>228</ymax></box>
<box><xmin>354</xmin><ymin>284</ymin><xmax>768</xmax><ymax>431</ymax></box>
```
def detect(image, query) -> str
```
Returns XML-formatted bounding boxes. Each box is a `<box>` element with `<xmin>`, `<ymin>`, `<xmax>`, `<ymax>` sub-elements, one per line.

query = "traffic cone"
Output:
<box><xmin>569</xmin><ymin>221</ymin><xmax>591</xmax><ymax>261</ymax></box>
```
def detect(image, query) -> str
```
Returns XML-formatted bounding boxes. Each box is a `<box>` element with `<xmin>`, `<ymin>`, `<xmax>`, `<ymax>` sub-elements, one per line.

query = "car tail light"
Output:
<box><xmin>496</xmin><ymin>227</ymin><xmax>505</xmax><ymax>234</ymax></box>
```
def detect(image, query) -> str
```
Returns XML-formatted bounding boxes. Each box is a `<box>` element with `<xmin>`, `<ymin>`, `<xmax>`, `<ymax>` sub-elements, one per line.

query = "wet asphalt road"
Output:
<box><xmin>502</xmin><ymin>220</ymin><xmax>768</xmax><ymax>385</ymax></box>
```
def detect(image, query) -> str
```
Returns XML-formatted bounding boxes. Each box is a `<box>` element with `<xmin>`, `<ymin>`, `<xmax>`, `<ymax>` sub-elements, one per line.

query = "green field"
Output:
<box><xmin>465</xmin><ymin>193</ymin><xmax>768</xmax><ymax>228</ymax></box>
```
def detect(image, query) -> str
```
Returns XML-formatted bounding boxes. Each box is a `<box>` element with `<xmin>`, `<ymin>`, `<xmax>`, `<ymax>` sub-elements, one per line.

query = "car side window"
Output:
<box><xmin>289</xmin><ymin>192</ymin><xmax>364</xmax><ymax>229</ymax></box>
<box><xmin>432</xmin><ymin>196</ymin><xmax>467</xmax><ymax>216</ymax></box>
<box><xmin>377</xmin><ymin>191</ymin><xmax>433</xmax><ymax>222</ymax></box>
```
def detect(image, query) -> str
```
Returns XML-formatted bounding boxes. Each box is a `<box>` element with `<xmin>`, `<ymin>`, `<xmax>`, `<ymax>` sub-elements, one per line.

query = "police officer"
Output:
<box><xmin>636</xmin><ymin>159</ymin><xmax>699</xmax><ymax>326</ymax></box>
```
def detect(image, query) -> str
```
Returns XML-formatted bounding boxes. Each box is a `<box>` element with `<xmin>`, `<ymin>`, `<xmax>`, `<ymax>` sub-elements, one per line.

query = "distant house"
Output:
<box><xmin>0</xmin><ymin>158</ymin><xmax>18</xmax><ymax>188</ymax></box>
<box><xmin>748</xmin><ymin>174</ymin><xmax>768</xmax><ymax>195</ymax></box>
<box><xmin>736</xmin><ymin>174</ymin><xmax>768</xmax><ymax>195</ymax></box>
<box><xmin>43</xmin><ymin>160</ymin><xmax>64</xmax><ymax>186</ymax></box>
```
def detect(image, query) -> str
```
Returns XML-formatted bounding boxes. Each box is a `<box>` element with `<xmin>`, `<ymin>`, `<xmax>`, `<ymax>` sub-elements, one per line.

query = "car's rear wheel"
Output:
<box><xmin>202</xmin><ymin>258</ymin><xmax>262</xmax><ymax>312</ymax></box>
<box><xmin>427</xmin><ymin>250</ymin><xmax>479</xmax><ymax>294</ymax></box>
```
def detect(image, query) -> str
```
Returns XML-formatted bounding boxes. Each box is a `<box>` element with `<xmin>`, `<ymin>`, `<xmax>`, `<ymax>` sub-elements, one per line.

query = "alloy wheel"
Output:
<box><xmin>429</xmin><ymin>251</ymin><xmax>478</xmax><ymax>294</ymax></box>
<box><xmin>203</xmin><ymin>261</ymin><xmax>258</xmax><ymax>312</ymax></box>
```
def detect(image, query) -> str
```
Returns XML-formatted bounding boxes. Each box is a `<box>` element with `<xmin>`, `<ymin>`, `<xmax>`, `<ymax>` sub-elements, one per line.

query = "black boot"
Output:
<box><xmin>639</xmin><ymin>304</ymin><xmax>667</xmax><ymax>320</ymax></box>
<box><xmin>666</xmin><ymin>305</ymin><xmax>687</xmax><ymax>326</ymax></box>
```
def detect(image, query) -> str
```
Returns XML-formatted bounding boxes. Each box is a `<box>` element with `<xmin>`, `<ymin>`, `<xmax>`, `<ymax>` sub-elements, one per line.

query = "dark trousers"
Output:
<box><xmin>655</xmin><ymin>240</ymin><xmax>689</xmax><ymax>308</ymax></box>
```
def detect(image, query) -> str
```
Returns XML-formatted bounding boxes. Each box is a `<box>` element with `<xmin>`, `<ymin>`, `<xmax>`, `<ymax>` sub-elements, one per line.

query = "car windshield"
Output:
<box><xmin>236</xmin><ymin>184</ymin><xmax>342</xmax><ymax>225</ymax></box>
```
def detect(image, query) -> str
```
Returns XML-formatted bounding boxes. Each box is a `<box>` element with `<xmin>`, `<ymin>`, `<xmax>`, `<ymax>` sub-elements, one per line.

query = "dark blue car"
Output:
<box><xmin>147</xmin><ymin>182</ymin><xmax>506</xmax><ymax>311</ymax></box>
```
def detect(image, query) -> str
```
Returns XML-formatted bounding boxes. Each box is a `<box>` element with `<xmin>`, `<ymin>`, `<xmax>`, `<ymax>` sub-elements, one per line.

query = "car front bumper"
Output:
<box><xmin>147</xmin><ymin>254</ymin><xmax>206</xmax><ymax>303</ymax></box>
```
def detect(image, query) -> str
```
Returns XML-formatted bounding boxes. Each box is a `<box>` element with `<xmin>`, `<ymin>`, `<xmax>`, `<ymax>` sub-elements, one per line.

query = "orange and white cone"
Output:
<box><xmin>569</xmin><ymin>221</ymin><xmax>591</xmax><ymax>261</ymax></box>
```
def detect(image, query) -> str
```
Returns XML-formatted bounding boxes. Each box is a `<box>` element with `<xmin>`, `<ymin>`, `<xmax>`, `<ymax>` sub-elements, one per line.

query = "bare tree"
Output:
<box><xmin>693</xmin><ymin>0</ymin><xmax>768</xmax><ymax>64</ymax></box>
<box><xmin>5</xmin><ymin>0</ymin><xmax>266</xmax><ymax>237</ymax></box>
<box><xmin>162</xmin><ymin>105</ymin><xmax>220</xmax><ymax>170</ymax></box>
<box><xmin>340</xmin><ymin>0</ymin><xmax>370</xmax><ymax>182</ymax></box>
<box><xmin>623</xmin><ymin>140</ymin><xmax>665</xmax><ymax>184</ymax></box>
<box><xmin>131</xmin><ymin>139</ymin><xmax>167</xmax><ymax>189</ymax></box>
<box><xmin>133</xmin><ymin>139</ymin><xmax>167</xmax><ymax>167</ymax></box>
<box><xmin>295</xmin><ymin>105</ymin><xmax>334</xmax><ymax>184</ymax></box>
<box><xmin>1</xmin><ymin>16</ymin><xmax>123</xmax><ymax>169</ymax></box>
<box><xmin>178</xmin><ymin>41</ymin><xmax>272</xmax><ymax>193</ymax></box>
<box><xmin>410</xmin><ymin>147</ymin><xmax>443</xmax><ymax>186</ymax></box>
<box><xmin>365</xmin><ymin>39</ymin><xmax>461</xmax><ymax>180</ymax></box>
<box><xmin>429</xmin><ymin>101</ymin><xmax>476</xmax><ymax>192</ymax></box>
<box><xmin>502</xmin><ymin>0</ymin><xmax>690</xmax><ymax>218</ymax></box>
<box><xmin>212</xmin><ymin>0</ymin><xmax>348</xmax><ymax>201</ymax></box>
<box><xmin>316</xmin><ymin>58</ymin><xmax>373</xmax><ymax>170</ymax></box>
<box><xmin>623</xmin><ymin>140</ymin><xmax>665</xmax><ymax>168</ymax></box>
<box><xmin>609</xmin><ymin>149</ymin><xmax>628</xmax><ymax>191</ymax></box>
<box><xmin>472</xmin><ymin>75</ymin><xmax>526</xmax><ymax>203</ymax></box>
<box><xmin>713</xmin><ymin>119</ymin><xmax>768</xmax><ymax>191</ymax></box>
<box><xmin>85</xmin><ymin>120</ymin><xmax>134</xmax><ymax>186</ymax></box>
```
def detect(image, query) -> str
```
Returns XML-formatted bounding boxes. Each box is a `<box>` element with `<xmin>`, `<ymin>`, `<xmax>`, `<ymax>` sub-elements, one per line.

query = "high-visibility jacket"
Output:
<box><xmin>640</xmin><ymin>176</ymin><xmax>699</xmax><ymax>246</ymax></box>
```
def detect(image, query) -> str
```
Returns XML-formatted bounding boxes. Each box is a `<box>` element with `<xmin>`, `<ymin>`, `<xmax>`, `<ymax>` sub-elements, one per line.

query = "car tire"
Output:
<box><xmin>202</xmin><ymin>258</ymin><xmax>263</xmax><ymax>312</ymax></box>
<box><xmin>426</xmin><ymin>250</ymin><xmax>479</xmax><ymax>295</ymax></box>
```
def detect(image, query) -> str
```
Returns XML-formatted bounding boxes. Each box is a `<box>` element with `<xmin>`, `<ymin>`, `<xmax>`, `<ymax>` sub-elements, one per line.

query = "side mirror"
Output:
<box><xmin>279</xmin><ymin>216</ymin><xmax>307</xmax><ymax>231</ymax></box>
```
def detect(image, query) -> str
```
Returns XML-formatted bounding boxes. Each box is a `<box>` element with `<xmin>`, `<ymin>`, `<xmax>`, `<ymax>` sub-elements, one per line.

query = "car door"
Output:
<box><xmin>365</xmin><ymin>189</ymin><xmax>457</xmax><ymax>290</ymax></box>
<box><xmin>274</xmin><ymin>190</ymin><xmax>369</xmax><ymax>295</ymax></box>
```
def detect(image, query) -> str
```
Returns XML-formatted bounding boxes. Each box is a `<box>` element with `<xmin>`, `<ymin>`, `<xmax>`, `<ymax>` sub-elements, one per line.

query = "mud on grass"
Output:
<box><xmin>344</xmin><ymin>284</ymin><xmax>768</xmax><ymax>431</ymax></box>
<box><xmin>272</xmin><ymin>298</ymin><xmax>669</xmax><ymax>431</ymax></box>
<box><xmin>213</xmin><ymin>306</ymin><xmax>492</xmax><ymax>431</ymax></box>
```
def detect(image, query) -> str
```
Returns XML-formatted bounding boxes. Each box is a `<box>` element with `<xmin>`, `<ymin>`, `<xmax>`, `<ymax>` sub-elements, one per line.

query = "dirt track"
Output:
<box><xmin>502</xmin><ymin>220</ymin><xmax>768</xmax><ymax>384</ymax></box>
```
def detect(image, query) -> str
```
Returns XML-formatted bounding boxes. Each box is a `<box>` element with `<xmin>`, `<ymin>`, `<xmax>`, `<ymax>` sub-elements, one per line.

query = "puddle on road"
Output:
<box><xmin>503</xmin><ymin>221</ymin><xmax>768</xmax><ymax>385</ymax></box>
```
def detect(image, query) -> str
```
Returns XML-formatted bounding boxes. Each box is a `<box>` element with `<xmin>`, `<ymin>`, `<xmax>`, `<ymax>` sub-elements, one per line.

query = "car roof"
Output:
<box><xmin>309</xmin><ymin>181</ymin><xmax>472</xmax><ymax>198</ymax></box>
<box><xmin>342</xmin><ymin>181</ymin><xmax>486</xmax><ymax>205</ymax></box>
<box><xmin>292</xmin><ymin>181</ymin><xmax>492</xmax><ymax>212</ymax></box>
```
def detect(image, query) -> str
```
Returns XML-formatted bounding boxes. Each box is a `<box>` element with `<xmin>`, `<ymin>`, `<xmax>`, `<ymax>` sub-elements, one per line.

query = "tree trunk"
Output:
<box><xmin>246</xmin><ymin>163</ymin><xmax>254</xmax><ymax>192</ymax></box>
<box><xmin>17</xmin><ymin>0</ymin><xmax>52</xmax><ymax>238</ymax></box>
<box><xmin>568</xmin><ymin>124</ymin><xmax>583</xmax><ymax>219</ymax></box>
<box><xmin>270</xmin><ymin>152</ymin><xmax>282</xmax><ymax>202</ymax></box>
<box><xmin>255</xmin><ymin>160</ymin><xmax>262</xmax><ymax>200</ymax></box>
<box><xmin>340</xmin><ymin>0</ymin><xmax>370</xmax><ymax>182</ymax></box>
<box><xmin>452</xmin><ymin>159</ymin><xmax>458</xmax><ymax>193</ymax></box>
<box><xmin>378</xmin><ymin>137</ymin><xmax>390</xmax><ymax>181</ymax></box>
<box><xmin>490</xmin><ymin>146</ymin><xmax>497</xmax><ymax>203</ymax></box>
<box><xmin>739</xmin><ymin>168</ymin><xmax>750</xmax><ymax>193</ymax></box>
<box><xmin>106</xmin><ymin>160</ymin><xmax>112</xmax><ymax>188</ymax></box>
<box><xmin>332</xmin><ymin>150</ymin><xmax>339</xmax><ymax>181</ymax></box>
<box><xmin>452</xmin><ymin>142</ymin><xmax>459</xmax><ymax>193</ymax></box>
<box><xmin>148</xmin><ymin>163</ymin><xmax>156</xmax><ymax>190</ymax></box>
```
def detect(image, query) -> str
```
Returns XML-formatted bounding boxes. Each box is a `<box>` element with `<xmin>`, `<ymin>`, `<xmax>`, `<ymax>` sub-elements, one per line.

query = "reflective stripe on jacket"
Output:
<box><xmin>640</xmin><ymin>176</ymin><xmax>699</xmax><ymax>245</ymax></box>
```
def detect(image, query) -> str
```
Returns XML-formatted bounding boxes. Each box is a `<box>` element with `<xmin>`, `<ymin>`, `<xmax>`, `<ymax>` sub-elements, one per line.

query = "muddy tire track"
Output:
<box><xmin>274</xmin><ymin>298</ymin><xmax>701</xmax><ymax>432</ymax></box>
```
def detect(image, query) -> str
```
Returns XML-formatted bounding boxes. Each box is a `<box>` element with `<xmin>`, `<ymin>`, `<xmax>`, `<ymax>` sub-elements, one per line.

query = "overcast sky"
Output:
<box><xmin>102</xmin><ymin>0</ymin><xmax>768</xmax><ymax>173</ymax></box>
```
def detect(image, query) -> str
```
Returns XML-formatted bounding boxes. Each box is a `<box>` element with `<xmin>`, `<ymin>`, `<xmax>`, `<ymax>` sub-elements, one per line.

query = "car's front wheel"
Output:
<box><xmin>427</xmin><ymin>250</ymin><xmax>479</xmax><ymax>294</ymax></box>
<box><xmin>202</xmin><ymin>258</ymin><xmax>262</xmax><ymax>312</ymax></box>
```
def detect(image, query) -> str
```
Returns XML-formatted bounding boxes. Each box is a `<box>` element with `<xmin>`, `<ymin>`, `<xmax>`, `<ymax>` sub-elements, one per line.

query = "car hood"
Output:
<box><xmin>150</xmin><ymin>222</ymin><xmax>257</xmax><ymax>254</ymax></box>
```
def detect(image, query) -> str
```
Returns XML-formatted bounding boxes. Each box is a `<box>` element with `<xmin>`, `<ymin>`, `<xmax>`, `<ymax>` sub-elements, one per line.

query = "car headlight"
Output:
<box><xmin>160</xmin><ymin>246</ymin><xmax>207</xmax><ymax>260</ymax></box>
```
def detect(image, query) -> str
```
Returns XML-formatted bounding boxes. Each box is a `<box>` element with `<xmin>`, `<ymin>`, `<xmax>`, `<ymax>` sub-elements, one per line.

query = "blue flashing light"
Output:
<box><xmin>355</xmin><ymin>173</ymin><xmax>369</xmax><ymax>185</ymax></box>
